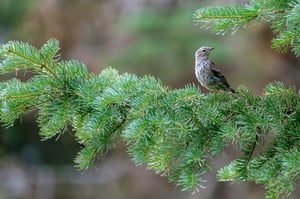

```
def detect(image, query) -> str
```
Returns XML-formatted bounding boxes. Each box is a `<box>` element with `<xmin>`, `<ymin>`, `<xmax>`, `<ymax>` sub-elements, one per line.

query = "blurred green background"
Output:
<box><xmin>0</xmin><ymin>0</ymin><xmax>299</xmax><ymax>199</ymax></box>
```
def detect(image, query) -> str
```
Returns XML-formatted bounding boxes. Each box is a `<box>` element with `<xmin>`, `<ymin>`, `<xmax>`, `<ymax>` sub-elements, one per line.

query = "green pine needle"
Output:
<box><xmin>194</xmin><ymin>0</ymin><xmax>300</xmax><ymax>57</ymax></box>
<box><xmin>0</xmin><ymin>35</ymin><xmax>299</xmax><ymax>199</ymax></box>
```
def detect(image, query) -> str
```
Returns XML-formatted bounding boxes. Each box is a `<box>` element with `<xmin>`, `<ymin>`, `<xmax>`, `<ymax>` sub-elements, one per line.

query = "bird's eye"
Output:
<box><xmin>202</xmin><ymin>49</ymin><xmax>206</xmax><ymax>52</ymax></box>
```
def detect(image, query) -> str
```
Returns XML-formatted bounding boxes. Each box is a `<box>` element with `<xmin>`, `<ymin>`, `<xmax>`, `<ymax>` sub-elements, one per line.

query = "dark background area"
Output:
<box><xmin>0</xmin><ymin>0</ymin><xmax>299</xmax><ymax>198</ymax></box>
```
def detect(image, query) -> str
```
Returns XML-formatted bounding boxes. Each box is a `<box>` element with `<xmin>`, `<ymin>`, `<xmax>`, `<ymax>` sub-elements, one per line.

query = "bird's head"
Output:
<box><xmin>195</xmin><ymin>46</ymin><xmax>214</xmax><ymax>58</ymax></box>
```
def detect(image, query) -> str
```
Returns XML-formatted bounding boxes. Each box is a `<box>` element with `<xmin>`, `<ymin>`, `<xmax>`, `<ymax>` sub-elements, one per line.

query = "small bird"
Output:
<box><xmin>195</xmin><ymin>46</ymin><xmax>235</xmax><ymax>93</ymax></box>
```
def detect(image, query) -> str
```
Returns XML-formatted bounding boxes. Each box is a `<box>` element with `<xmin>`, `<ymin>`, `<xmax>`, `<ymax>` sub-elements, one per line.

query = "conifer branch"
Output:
<box><xmin>0</xmin><ymin>39</ymin><xmax>299</xmax><ymax>199</ymax></box>
<box><xmin>194</xmin><ymin>0</ymin><xmax>300</xmax><ymax>56</ymax></box>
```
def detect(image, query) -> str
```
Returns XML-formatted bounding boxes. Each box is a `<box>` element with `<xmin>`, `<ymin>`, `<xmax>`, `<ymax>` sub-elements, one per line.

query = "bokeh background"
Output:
<box><xmin>0</xmin><ymin>0</ymin><xmax>299</xmax><ymax>199</ymax></box>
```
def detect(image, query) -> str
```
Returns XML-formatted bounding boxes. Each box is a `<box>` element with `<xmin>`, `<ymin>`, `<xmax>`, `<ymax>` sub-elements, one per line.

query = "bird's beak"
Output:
<box><xmin>209</xmin><ymin>47</ymin><xmax>214</xmax><ymax>51</ymax></box>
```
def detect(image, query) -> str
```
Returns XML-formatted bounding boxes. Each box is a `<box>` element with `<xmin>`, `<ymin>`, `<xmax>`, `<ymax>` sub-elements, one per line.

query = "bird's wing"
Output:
<box><xmin>210</xmin><ymin>62</ymin><xmax>231</xmax><ymax>87</ymax></box>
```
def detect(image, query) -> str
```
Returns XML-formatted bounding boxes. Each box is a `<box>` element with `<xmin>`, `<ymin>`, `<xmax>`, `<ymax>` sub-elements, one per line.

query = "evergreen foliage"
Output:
<box><xmin>194</xmin><ymin>0</ymin><xmax>300</xmax><ymax>56</ymax></box>
<box><xmin>0</xmin><ymin>39</ymin><xmax>299</xmax><ymax>199</ymax></box>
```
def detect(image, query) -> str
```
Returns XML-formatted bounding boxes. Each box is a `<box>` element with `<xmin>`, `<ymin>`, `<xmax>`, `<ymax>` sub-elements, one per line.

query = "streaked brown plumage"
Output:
<box><xmin>195</xmin><ymin>46</ymin><xmax>235</xmax><ymax>93</ymax></box>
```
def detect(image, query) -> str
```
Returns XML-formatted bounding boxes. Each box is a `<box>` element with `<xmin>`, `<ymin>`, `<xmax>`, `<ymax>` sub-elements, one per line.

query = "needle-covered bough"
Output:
<box><xmin>0</xmin><ymin>38</ymin><xmax>299</xmax><ymax>199</ymax></box>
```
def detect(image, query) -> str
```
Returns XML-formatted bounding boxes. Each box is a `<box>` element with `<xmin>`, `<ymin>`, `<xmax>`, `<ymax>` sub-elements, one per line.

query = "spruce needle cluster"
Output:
<box><xmin>0</xmin><ymin>38</ymin><xmax>299</xmax><ymax>199</ymax></box>
<box><xmin>194</xmin><ymin>0</ymin><xmax>300</xmax><ymax>56</ymax></box>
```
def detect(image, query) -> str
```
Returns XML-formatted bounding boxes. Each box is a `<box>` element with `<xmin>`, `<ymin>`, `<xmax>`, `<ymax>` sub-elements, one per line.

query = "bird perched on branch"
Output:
<box><xmin>195</xmin><ymin>46</ymin><xmax>235</xmax><ymax>93</ymax></box>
